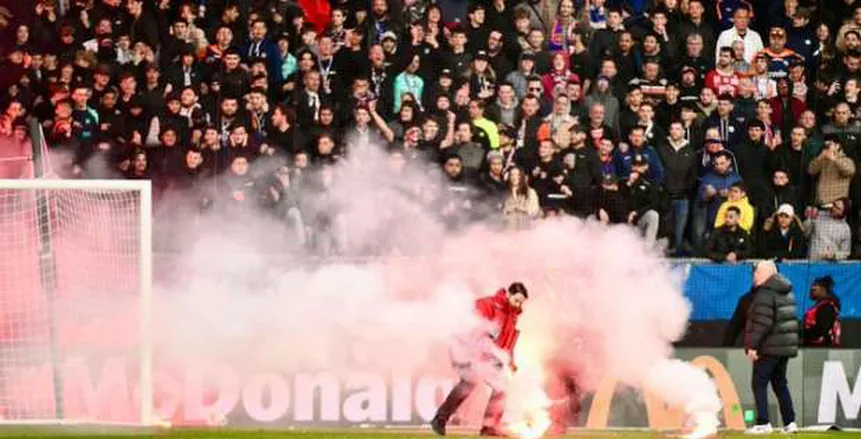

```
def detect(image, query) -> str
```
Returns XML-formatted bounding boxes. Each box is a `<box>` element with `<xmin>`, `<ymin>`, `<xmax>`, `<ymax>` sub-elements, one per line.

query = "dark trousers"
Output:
<box><xmin>751</xmin><ymin>356</ymin><xmax>796</xmax><ymax>426</ymax></box>
<box><xmin>434</xmin><ymin>379</ymin><xmax>506</xmax><ymax>428</ymax></box>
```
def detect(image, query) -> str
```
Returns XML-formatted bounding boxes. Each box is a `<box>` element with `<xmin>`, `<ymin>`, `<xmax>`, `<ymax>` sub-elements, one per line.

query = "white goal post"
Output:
<box><xmin>0</xmin><ymin>179</ymin><xmax>153</xmax><ymax>426</ymax></box>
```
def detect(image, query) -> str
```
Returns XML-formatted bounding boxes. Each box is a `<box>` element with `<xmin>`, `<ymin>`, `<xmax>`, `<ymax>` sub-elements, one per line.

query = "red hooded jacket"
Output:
<box><xmin>475</xmin><ymin>289</ymin><xmax>522</xmax><ymax>361</ymax></box>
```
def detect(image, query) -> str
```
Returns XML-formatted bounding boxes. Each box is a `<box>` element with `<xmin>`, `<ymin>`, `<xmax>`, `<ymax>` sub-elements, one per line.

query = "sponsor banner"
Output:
<box><xmin>5</xmin><ymin>349</ymin><xmax>861</xmax><ymax>428</ymax></box>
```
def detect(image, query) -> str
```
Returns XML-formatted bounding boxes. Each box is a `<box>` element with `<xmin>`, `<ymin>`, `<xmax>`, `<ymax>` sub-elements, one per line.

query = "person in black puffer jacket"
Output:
<box><xmin>744</xmin><ymin>260</ymin><xmax>799</xmax><ymax>434</ymax></box>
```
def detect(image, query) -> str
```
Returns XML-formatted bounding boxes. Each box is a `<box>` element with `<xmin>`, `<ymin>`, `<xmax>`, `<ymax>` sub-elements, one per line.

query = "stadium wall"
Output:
<box><xmin>5</xmin><ymin>348</ymin><xmax>857</xmax><ymax>429</ymax></box>
<box><xmin>158</xmin><ymin>348</ymin><xmax>861</xmax><ymax>429</ymax></box>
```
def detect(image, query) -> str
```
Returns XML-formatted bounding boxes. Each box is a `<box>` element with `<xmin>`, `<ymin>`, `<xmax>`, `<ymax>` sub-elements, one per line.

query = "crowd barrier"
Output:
<box><xmin>675</xmin><ymin>261</ymin><xmax>861</xmax><ymax>320</ymax></box>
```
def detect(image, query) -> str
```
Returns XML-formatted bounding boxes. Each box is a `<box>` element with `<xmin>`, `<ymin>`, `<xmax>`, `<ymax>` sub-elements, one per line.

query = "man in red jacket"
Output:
<box><xmin>431</xmin><ymin>282</ymin><xmax>529</xmax><ymax>437</ymax></box>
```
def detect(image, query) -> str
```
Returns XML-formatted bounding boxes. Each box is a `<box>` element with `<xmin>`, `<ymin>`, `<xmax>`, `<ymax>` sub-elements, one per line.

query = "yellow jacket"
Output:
<box><xmin>714</xmin><ymin>196</ymin><xmax>755</xmax><ymax>231</ymax></box>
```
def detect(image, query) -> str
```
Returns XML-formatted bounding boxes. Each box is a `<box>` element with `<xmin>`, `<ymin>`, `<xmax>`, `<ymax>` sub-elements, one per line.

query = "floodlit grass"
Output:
<box><xmin>0</xmin><ymin>429</ymin><xmax>859</xmax><ymax>439</ymax></box>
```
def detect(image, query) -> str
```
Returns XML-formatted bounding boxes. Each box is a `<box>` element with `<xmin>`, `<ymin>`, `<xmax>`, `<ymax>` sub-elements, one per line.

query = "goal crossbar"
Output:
<box><xmin>0</xmin><ymin>179</ymin><xmax>154</xmax><ymax>426</ymax></box>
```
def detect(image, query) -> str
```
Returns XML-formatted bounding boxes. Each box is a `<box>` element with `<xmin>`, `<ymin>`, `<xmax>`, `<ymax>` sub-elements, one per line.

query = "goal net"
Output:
<box><xmin>0</xmin><ymin>179</ymin><xmax>153</xmax><ymax>426</ymax></box>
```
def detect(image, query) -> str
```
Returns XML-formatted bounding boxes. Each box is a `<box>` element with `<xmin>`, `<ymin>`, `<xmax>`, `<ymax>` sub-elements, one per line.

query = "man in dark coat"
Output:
<box><xmin>744</xmin><ymin>260</ymin><xmax>799</xmax><ymax>434</ymax></box>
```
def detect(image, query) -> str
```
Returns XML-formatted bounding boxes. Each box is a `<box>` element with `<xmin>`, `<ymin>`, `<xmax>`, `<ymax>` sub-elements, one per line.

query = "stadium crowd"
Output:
<box><xmin>0</xmin><ymin>0</ymin><xmax>859</xmax><ymax>260</ymax></box>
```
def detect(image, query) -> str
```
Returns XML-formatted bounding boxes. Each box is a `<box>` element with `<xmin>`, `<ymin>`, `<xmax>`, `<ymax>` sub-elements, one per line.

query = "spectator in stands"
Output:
<box><xmin>706</xmin><ymin>47</ymin><xmax>741</xmax><ymax>97</ymax></box>
<box><xmin>759</xmin><ymin>27</ymin><xmax>804</xmax><ymax>81</ymax></box>
<box><xmin>807</xmin><ymin>198</ymin><xmax>852</xmax><ymax>261</ymax></box>
<box><xmin>0</xmin><ymin>0</ymin><xmax>857</xmax><ymax>263</ymax></box>
<box><xmin>808</xmin><ymin>134</ymin><xmax>856</xmax><ymax>208</ymax></box>
<box><xmin>715</xmin><ymin>182</ymin><xmax>755</xmax><ymax>232</ymax></box>
<box><xmin>707</xmin><ymin>206</ymin><xmax>753</xmax><ymax>263</ymax></box>
<box><xmin>680</xmin><ymin>1</ymin><xmax>716</xmax><ymax>60</ymax></box>
<box><xmin>759</xmin><ymin>203</ymin><xmax>807</xmax><ymax>260</ymax></box>
<box><xmin>545</xmin><ymin>94</ymin><xmax>576</xmax><ymax>151</ymax></box>
<box><xmin>735</xmin><ymin>120</ymin><xmax>778</xmax><ymax>208</ymax></box>
<box><xmin>584</xmin><ymin>77</ymin><xmax>619</xmax><ymax>130</ymax></box>
<box><xmin>503</xmin><ymin>166</ymin><xmax>540</xmax><ymax>230</ymax></box>
<box><xmin>693</xmin><ymin>151</ymin><xmax>741</xmax><ymax>253</ymax></box>
<box><xmin>506</xmin><ymin>53</ymin><xmax>537</xmax><ymax>100</ymax></box>
<box><xmin>715</xmin><ymin>7</ymin><xmax>763</xmax><ymax>64</ymax></box>
<box><xmin>762</xmin><ymin>169</ymin><xmax>802</xmax><ymax>222</ymax></box>
<box><xmin>802</xmin><ymin>276</ymin><xmax>842</xmax><ymax>347</ymax></box>
<box><xmin>622</xmin><ymin>155</ymin><xmax>661</xmax><ymax>246</ymax></box>
<box><xmin>614</xmin><ymin>126</ymin><xmax>665</xmax><ymax>186</ymax></box>
<box><xmin>703</xmin><ymin>93</ymin><xmax>744</xmax><ymax>151</ymax></box>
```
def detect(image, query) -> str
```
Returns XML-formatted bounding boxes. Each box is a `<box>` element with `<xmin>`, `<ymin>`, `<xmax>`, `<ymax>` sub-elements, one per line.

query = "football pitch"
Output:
<box><xmin>0</xmin><ymin>429</ymin><xmax>859</xmax><ymax>439</ymax></box>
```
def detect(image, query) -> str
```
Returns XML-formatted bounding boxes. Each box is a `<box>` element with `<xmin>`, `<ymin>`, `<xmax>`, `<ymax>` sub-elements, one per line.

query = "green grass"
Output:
<box><xmin>0</xmin><ymin>429</ymin><xmax>859</xmax><ymax>439</ymax></box>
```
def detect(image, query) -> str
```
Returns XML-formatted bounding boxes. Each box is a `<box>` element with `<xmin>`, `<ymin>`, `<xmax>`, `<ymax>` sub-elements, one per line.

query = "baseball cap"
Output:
<box><xmin>520</xmin><ymin>52</ymin><xmax>535</xmax><ymax>62</ymax></box>
<box><xmin>475</xmin><ymin>50</ymin><xmax>489</xmax><ymax>61</ymax></box>
<box><xmin>381</xmin><ymin>31</ymin><xmax>398</xmax><ymax>42</ymax></box>
<box><xmin>776</xmin><ymin>204</ymin><xmax>795</xmax><ymax>217</ymax></box>
<box><xmin>440</xmin><ymin>68</ymin><xmax>453</xmax><ymax>78</ymax></box>
<box><xmin>632</xmin><ymin>154</ymin><xmax>648</xmax><ymax>166</ymax></box>
<box><xmin>681</xmin><ymin>65</ymin><xmax>698</xmax><ymax>75</ymax></box>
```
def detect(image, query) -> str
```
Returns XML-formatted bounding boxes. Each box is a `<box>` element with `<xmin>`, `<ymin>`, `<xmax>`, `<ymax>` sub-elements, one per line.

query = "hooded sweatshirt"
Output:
<box><xmin>714</xmin><ymin>195</ymin><xmax>755</xmax><ymax>231</ymax></box>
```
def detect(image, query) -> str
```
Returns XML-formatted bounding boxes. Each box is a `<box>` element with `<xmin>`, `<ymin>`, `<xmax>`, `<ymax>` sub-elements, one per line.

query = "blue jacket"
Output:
<box><xmin>698</xmin><ymin>169</ymin><xmax>742</xmax><ymax>223</ymax></box>
<box><xmin>243</xmin><ymin>38</ymin><xmax>283</xmax><ymax>84</ymax></box>
<box><xmin>613</xmin><ymin>144</ymin><xmax>665</xmax><ymax>186</ymax></box>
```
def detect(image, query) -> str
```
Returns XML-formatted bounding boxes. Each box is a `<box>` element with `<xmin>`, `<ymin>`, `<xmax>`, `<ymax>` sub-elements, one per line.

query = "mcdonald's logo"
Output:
<box><xmin>585</xmin><ymin>356</ymin><xmax>745</xmax><ymax>430</ymax></box>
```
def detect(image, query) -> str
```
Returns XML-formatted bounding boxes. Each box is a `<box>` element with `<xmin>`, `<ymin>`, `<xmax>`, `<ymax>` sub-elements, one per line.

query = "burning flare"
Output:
<box><xmin>504</xmin><ymin>337</ymin><xmax>552</xmax><ymax>439</ymax></box>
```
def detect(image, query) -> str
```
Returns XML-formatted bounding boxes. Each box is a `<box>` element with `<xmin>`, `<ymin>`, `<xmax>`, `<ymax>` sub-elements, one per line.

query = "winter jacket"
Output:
<box><xmin>698</xmin><ymin>169</ymin><xmax>742</xmax><ymax>224</ymax></box>
<box><xmin>622</xmin><ymin>176</ymin><xmax>661</xmax><ymax>217</ymax></box>
<box><xmin>745</xmin><ymin>274</ymin><xmax>799</xmax><ymax>358</ymax></box>
<box><xmin>759</xmin><ymin>215</ymin><xmax>808</xmax><ymax>260</ymax></box>
<box><xmin>707</xmin><ymin>225</ymin><xmax>753</xmax><ymax>262</ymax></box>
<box><xmin>613</xmin><ymin>145</ymin><xmax>665</xmax><ymax>186</ymax></box>
<box><xmin>735</xmin><ymin>139</ymin><xmax>776</xmax><ymax>205</ymax></box>
<box><xmin>475</xmin><ymin>289</ymin><xmax>522</xmax><ymax>367</ymax></box>
<box><xmin>657</xmin><ymin>138</ymin><xmax>698</xmax><ymax>198</ymax></box>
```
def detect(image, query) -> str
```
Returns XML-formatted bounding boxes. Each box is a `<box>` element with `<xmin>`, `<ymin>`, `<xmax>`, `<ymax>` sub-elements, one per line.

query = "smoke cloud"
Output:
<box><xmin>3</xmin><ymin>141</ymin><xmax>719</xmax><ymax>427</ymax></box>
<box><xmin>146</xmin><ymin>143</ymin><xmax>719</xmax><ymax>426</ymax></box>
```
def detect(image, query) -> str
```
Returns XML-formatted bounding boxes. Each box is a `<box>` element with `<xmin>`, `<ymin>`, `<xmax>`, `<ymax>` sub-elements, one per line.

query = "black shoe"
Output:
<box><xmin>431</xmin><ymin>417</ymin><xmax>446</xmax><ymax>436</ymax></box>
<box><xmin>479</xmin><ymin>426</ymin><xmax>508</xmax><ymax>437</ymax></box>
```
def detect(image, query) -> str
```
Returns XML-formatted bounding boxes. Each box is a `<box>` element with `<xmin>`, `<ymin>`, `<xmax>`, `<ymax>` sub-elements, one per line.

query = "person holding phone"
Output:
<box><xmin>808</xmin><ymin>134</ymin><xmax>856</xmax><ymax>208</ymax></box>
